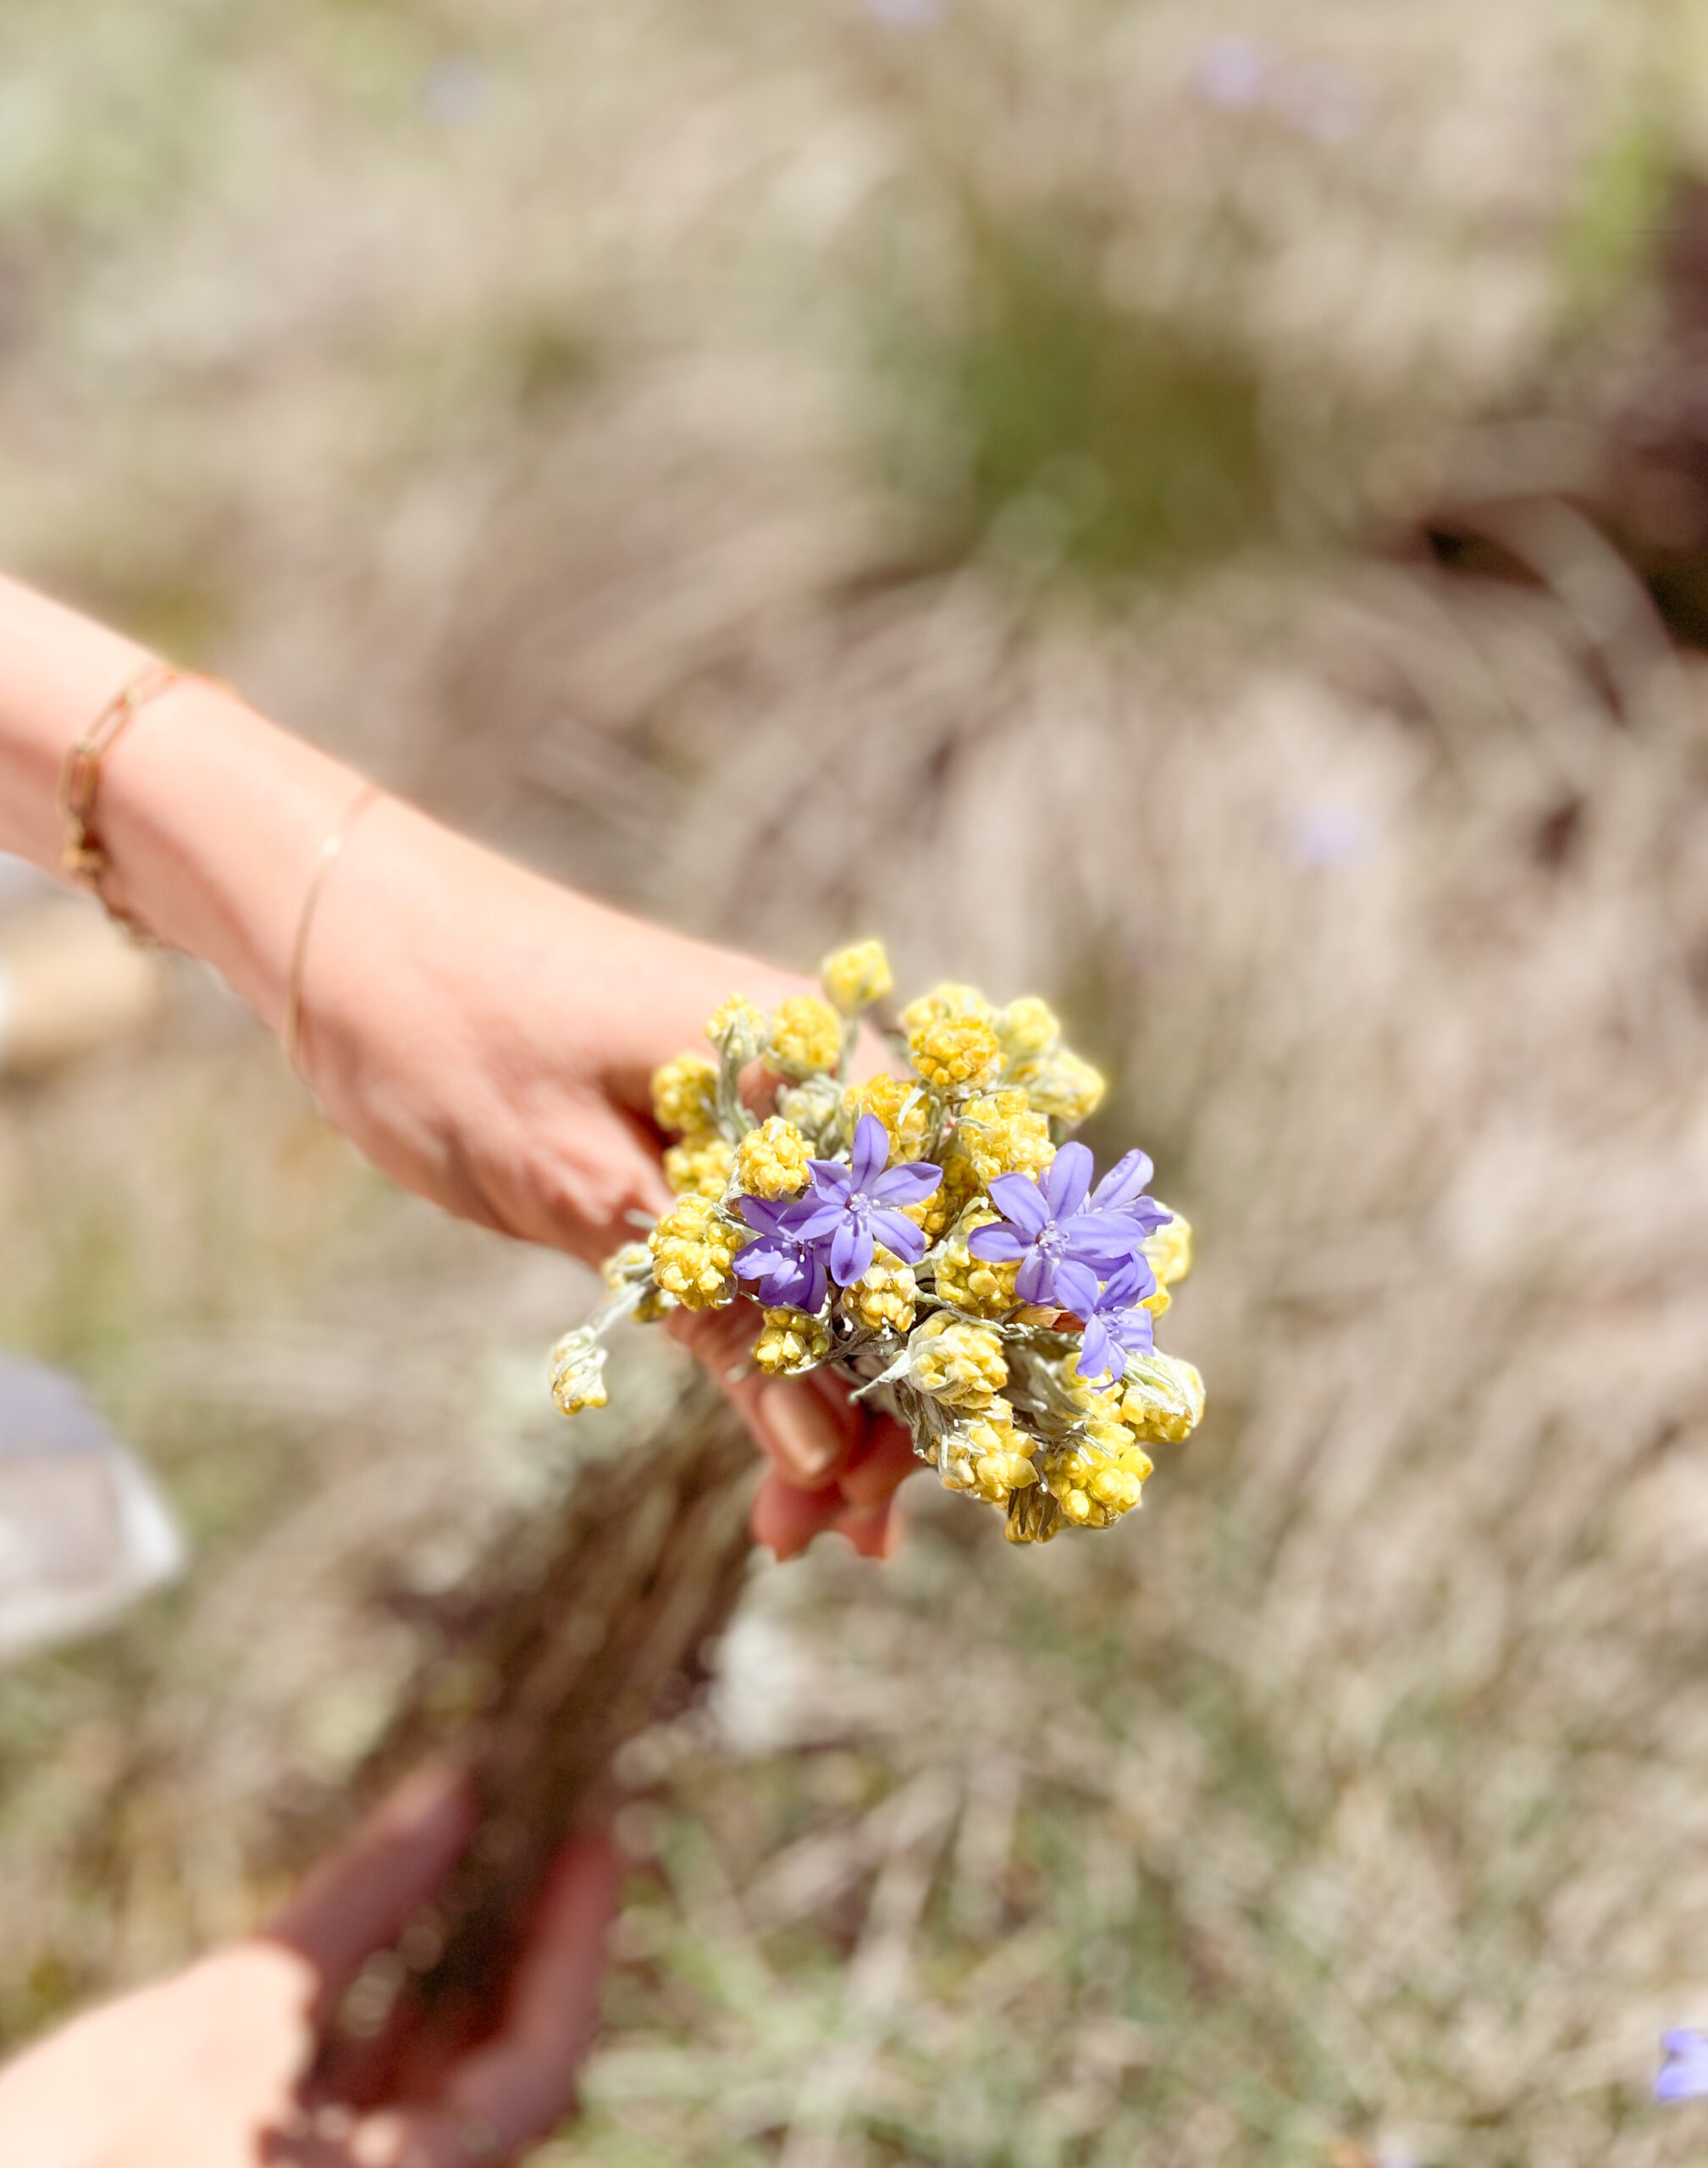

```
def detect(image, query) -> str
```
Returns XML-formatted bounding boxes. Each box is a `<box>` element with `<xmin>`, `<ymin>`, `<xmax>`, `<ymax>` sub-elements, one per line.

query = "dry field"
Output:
<box><xmin>4</xmin><ymin>3</ymin><xmax>1708</xmax><ymax>2162</ymax></box>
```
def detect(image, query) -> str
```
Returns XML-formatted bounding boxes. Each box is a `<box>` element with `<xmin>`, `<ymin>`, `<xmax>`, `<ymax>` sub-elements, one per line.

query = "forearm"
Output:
<box><xmin>0</xmin><ymin>572</ymin><xmax>352</xmax><ymax>1031</ymax></box>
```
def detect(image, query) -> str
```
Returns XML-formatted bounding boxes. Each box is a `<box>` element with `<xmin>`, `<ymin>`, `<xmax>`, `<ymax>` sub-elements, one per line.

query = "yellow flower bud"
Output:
<box><xmin>1013</xmin><ymin>1048</ymin><xmax>1106</xmax><ymax>1125</ymax></box>
<box><xmin>664</xmin><ymin>1136</ymin><xmax>736</xmax><ymax>1199</ymax></box>
<box><xmin>994</xmin><ymin>996</ymin><xmax>1061</xmax><ymax>1065</ymax></box>
<box><xmin>821</xmin><ymin>939</ymin><xmax>893</xmax><ymax>1016</ymax></box>
<box><xmin>932</xmin><ymin>1203</ymin><xmax>1020</xmax><ymax>1317</ymax></box>
<box><xmin>1117</xmin><ymin>1352</ymin><xmax>1205</xmax><ymax>1445</ymax></box>
<box><xmin>649</xmin><ymin>1193</ymin><xmax>746</xmax><ymax>1310</ymax></box>
<box><xmin>706</xmin><ymin>995</ymin><xmax>768</xmax><ymax>1068</ymax></box>
<box><xmin>898</xmin><ymin>982</ymin><xmax>993</xmax><ymax>1035</ymax></box>
<box><xmin>903</xmin><ymin>1152</ymin><xmax>981</xmax><ymax>1242</ymax></box>
<box><xmin>953</xmin><ymin>1089</ymin><xmax>1055</xmax><ymax>1184</ymax></box>
<box><xmin>732</xmin><ymin>1115</ymin><xmax>812</xmax><ymax>1200</ymax></box>
<box><xmin>909</xmin><ymin>1313</ymin><xmax>1007</xmax><ymax>1409</ymax></box>
<box><xmin>768</xmin><ymin>993</ymin><xmax>843</xmax><ymax>1078</ymax></box>
<box><xmin>908</xmin><ymin>1012</ymin><xmax>1003</xmax><ymax>1094</ymax></box>
<box><xmin>755</xmin><ymin>1306</ymin><xmax>832</xmax><ymax>1376</ymax></box>
<box><xmin>1005</xmin><ymin>1485</ymin><xmax>1064</xmax><ymax>1544</ymax></box>
<box><xmin>1143</xmin><ymin>1208</ymin><xmax>1192</xmax><ymax>1288</ymax></box>
<box><xmin>548</xmin><ymin>1328</ymin><xmax>609</xmax><ymax>1415</ymax></box>
<box><xmin>843</xmin><ymin>1247</ymin><xmax>917</xmax><ymax>1336</ymax></box>
<box><xmin>651</xmin><ymin>1054</ymin><xmax>719</xmax><ymax>1138</ymax></box>
<box><xmin>843</xmin><ymin>1074</ymin><xmax>934</xmax><ymax>1160</ymax></box>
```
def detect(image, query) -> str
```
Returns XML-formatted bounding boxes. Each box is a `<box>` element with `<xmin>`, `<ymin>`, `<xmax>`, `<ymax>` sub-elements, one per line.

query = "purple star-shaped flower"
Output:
<box><xmin>785</xmin><ymin>1114</ymin><xmax>942</xmax><ymax>1286</ymax></box>
<box><xmin>1088</xmin><ymin>1148</ymin><xmax>1175</xmax><ymax>1239</ymax></box>
<box><xmin>1656</xmin><ymin>2029</ymin><xmax>1708</xmax><ymax>2103</ymax></box>
<box><xmin>967</xmin><ymin>1142</ymin><xmax>1147</xmax><ymax>1314</ymax></box>
<box><xmin>732</xmin><ymin>1196</ymin><xmax>830</xmax><ymax>1314</ymax></box>
<box><xmin>1075</xmin><ymin>1252</ymin><xmax>1158</xmax><ymax>1382</ymax></box>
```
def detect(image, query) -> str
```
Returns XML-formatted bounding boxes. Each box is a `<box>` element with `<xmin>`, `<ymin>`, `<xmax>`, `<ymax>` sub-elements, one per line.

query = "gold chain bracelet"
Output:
<box><xmin>58</xmin><ymin>662</ymin><xmax>190</xmax><ymax>930</ymax></box>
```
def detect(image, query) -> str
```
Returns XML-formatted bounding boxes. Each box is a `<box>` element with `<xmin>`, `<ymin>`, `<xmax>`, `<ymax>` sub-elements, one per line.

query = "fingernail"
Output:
<box><xmin>758</xmin><ymin>1381</ymin><xmax>843</xmax><ymax>1484</ymax></box>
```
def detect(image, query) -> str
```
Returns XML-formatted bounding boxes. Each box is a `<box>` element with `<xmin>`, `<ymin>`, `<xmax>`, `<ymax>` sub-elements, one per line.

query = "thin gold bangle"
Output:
<box><xmin>283</xmin><ymin>783</ymin><xmax>380</xmax><ymax>1077</ymax></box>
<box><xmin>58</xmin><ymin>661</ymin><xmax>189</xmax><ymax>930</ymax></box>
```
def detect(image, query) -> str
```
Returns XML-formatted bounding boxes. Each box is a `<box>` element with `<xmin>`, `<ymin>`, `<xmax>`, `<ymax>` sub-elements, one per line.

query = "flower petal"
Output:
<box><xmin>783</xmin><ymin>1197</ymin><xmax>848</xmax><ymax>1242</ymax></box>
<box><xmin>871</xmin><ymin>1162</ymin><xmax>942</xmax><ymax>1207</ymax></box>
<box><xmin>1112</xmin><ymin>1306</ymin><xmax>1155</xmax><ymax>1358</ymax></box>
<box><xmin>1123</xmin><ymin>1198</ymin><xmax>1174</xmax><ymax>1236</ymax></box>
<box><xmin>1090</xmin><ymin>1149</ymin><xmax>1155</xmax><ymax>1210</ymax></box>
<box><xmin>871</xmin><ymin>1208</ymin><xmax>927</xmax><ymax>1265</ymax></box>
<box><xmin>831</xmin><ymin>1216</ymin><xmax>874</xmax><ymax>1286</ymax></box>
<box><xmin>988</xmin><ymin>1171</ymin><xmax>1051</xmax><ymax>1237</ymax></box>
<box><xmin>968</xmin><ymin>1224</ymin><xmax>1028</xmax><ymax>1263</ymax></box>
<box><xmin>1052</xmin><ymin>1257</ymin><xmax>1103</xmax><ymax>1317</ymax></box>
<box><xmin>850</xmin><ymin>1114</ymin><xmax>889</xmax><ymax>1192</ymax></box>
<box><xmin>738</xmin><ymin>1196</ymin><xmax>792</xmax><ymax>1236</ymax></box>
<box><xmin>1066</xmin><ymin>1211</ymin><xmax>1152</xmax><ymax>1265</ymax></box>
<box><xmin>1042</xmin><ymin>1142</ymin><xmax>1092</xmax><ymax>1219</ymax></box>
<box><xmin>1015</xmin><ymin>1248</ymin><xmax>1053</xmax><ymax>1304</ymax></box>
<box><xmin>806</xmin><ymin>1159</ymin><xmax>854</xmax><ymax>1201</ymax></box>
<box><xmin>1075</xmin><ymin>1315</ymin><xmax>1114</xmax><ymax>1380</ymax></box>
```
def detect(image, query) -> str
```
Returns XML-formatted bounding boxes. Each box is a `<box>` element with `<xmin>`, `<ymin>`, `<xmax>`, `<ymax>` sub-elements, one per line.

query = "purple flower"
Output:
<box><xmin>1089</xmin><ymin>1148</ymin><xmax>1175</xmax><ymax>1239</ymax></box>
<box><xmin>968</xmin><ymin>1142</ymin><xmax>1147</xmax><ymax>1314</ymax></box>
<box><xmin>1657</xmin><ymin>2029</ymin><xmax>1708</xmax><ymax>2103</ymax></box>
<box><xmin>1075</xmin><ymin>1253</ymin><xmax>1158</xmax><ymax>1382</ymax></box>
<box><xmin>732</xmin><ymin>1197</ymin><xmax>830</xmax><ymax>1314</ymax></box>
<box><xmin>785</xmin><ymin>1114</ymin><xmax>941</xmax><ymax>1286</ymax></box>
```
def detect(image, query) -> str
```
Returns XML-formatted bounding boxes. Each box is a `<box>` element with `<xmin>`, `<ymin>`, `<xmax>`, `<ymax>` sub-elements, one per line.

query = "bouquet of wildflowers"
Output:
<box><xmin>550</xmin><ymin>943</ymin><xmax>1202</xmax><ymax>1543</ymax></box>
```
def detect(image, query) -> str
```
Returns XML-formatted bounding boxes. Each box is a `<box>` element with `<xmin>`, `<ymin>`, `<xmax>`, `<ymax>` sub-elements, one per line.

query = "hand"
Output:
<box><xmin>0</xmin><ymin>1767</ymin><xmax>619</xmax><ymax>2168</ymax></box>
<box><xmin>301</xmin><ymin>799</ymin><xmax>917</xmax><ymax>1559</ymax></box>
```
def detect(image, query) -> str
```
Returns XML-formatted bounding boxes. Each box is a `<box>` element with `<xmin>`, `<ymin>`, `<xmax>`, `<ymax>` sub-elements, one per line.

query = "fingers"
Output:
<box><xmin>669</xmin><ymin>1304</ymin><xmax>858</xmax><ymax>1488</ymax></box>
<box><xmin>671</xmin><ymin>1302</ymin><xmax>919</xmax><ymax>1561</ymax></box>
<box><xmin>264</xmin><ymin>1766</ymin><xmax>476</xmax><ymax>2026</ymax></box>
<box><xmin>837</xmin><ymin>1416</ymin><xmax>918</xmax><ymax>1509</ymax></box>
<box><xmin>345</xmin><ymin>1833</ymin><xmax>621</xmax><ymax>2168</ymax></box>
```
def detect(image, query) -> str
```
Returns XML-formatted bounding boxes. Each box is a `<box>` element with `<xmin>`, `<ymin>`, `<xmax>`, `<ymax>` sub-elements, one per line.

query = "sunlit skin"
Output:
<box><xmin>0</xmin><ymin>571</ymin><xmax>912</xmax><ymax>1561</ymax></box>
<box><xmin>0</xmin><ymin>567</ymin><xmax>914</xmax><ymax>2154</ymax></box>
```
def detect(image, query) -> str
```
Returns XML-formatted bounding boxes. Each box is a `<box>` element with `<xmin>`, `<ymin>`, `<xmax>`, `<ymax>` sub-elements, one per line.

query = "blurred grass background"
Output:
<box><xmin>7</xmin><ymin>1</ymin><xmax>1708</xmax><ymax>2162</ymax></box>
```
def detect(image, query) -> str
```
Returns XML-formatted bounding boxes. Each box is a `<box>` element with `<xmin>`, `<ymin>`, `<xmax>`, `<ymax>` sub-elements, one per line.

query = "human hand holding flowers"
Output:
<box><xmin>553</xmin><ymin>948</ymin><xmax>1206</xmax><ymax>1545</ymax></box>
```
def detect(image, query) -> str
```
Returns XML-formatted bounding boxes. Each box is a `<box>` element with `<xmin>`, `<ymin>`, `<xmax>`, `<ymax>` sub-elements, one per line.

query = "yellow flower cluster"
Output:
<box><xmin>904</xmin><ymin>1152</ymin><xmax>980</xmax><ymax>1243</ymax></box>
<box><xmin>1009</xmin><ymin>1047</ymin><xmax>1107</xmax><ymax>1124</ymax></box>
<box><xmin>933</xmin><ymin>1205</ymin><xmax>1019</xmax><ymax>1317</ymax></box>
<box><xmin>843</xmin><ymin>1247</ymin><xmax>917</xmax><ymax>1335</ymax></box>
<box><xmin>933</xmin><ymin>1399</ymin><xmax>1039</xmax><ymax>1506</ymax></box>
<box><xmin>707</xmin><ymin>995</ymin><xmax>767</xmax><ymax>1064</ymax></box>
<box><xmin>907</xmin><ymin>1012</ymin><xmax>1003</xmax><ymax>1094</ymax></box>
<box><xmin>1144</xmin><ymin>1209</ymin><xmax>1192</xmax><ymax>1289</ymax></box>
<box><xmin>993</xmin><ymin>997</ymin><xmax>1060</xmax><ymax>1065</ymax></box>
<box><xmin>664</xmin><ymin>1136</ymin><xmax>735</xmax><ymax>1199</ymax></box>
<box><xmin>733</xmin><ymin>1115</ymin><xmax>811</xmax><ymax>1200</ymax></box>
<box><xmin>843</xmin><ymin>1074</ymin><xmax>933</xmax><ymax>1160</ymax></box>
<box><xmin>909</xmin><ymin>1313</ymin><xmax>1007</xmax><ymax>1409</ymax></box>
<box><xmin>821</xmin><ymin>938</ymin><xmax>893</xmax><ymax>1016</ymax></box>
<box><xmin>548</xmin><ymin>1327</ymin><xmax>609</xmax><ymax>1415</ymax></box>
<box><xmin>1117</xmin><ymin>1352</ymin><xmax>1205</xmax><ymax>1446</ymax></box>
<box><xmin>1040</xmin><ymin>1435</ymin><xmax>1152</xmax><ymax>1529</ymax></box>
<box><xmin>755</xmin><ymin>1306</ymin><xmax>832</xmax><ymax>1376</ymax></box>
<box><xmin>649</xmin><ymin>1193</ymin><xmax>744</xmax><ymax>1309</ymax></box>
<box><xmin>768</xmin><ymin>993</ymin><xmax>843</xmax><ymax>1078</ymax></box>
<box><xmin>651</xmin><ymin>1054</ymin><xmax>719</xmax><ymax>1138</ymax></box>
<box><xmin>952</xmin><ymin>1089</ymin><xmax>1055</xmax><ymax>1184</ymax></box>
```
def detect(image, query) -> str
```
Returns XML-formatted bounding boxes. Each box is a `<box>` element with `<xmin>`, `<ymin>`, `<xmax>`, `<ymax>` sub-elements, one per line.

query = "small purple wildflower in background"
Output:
<box><xmin>1075</xmin><ymin>1253</ymin><xmax>1158</xmax><ymax>1382</ymax></box>
<box><xmin>733</xmin><ymin>1198</ymin><xmax>829</xmax><ymax>1314</ymax></box>
<box><xmin>1656</xmin><ymin>2028</ymin><xmax>1708</xmax><ymax>2102</ymax></box>
<box><xmin>788</xmin><ymin>1115</ymin><xmax>940</xmax><ymax>1285</ymax></box>
<box><xmin>970</xmin><ymin>1142</ymin><xmax>1144</xmax><ymax>1316</ymax></box>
